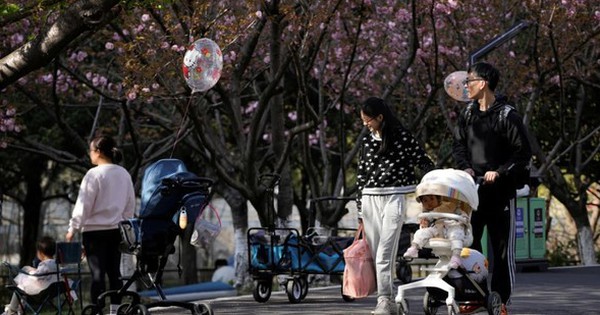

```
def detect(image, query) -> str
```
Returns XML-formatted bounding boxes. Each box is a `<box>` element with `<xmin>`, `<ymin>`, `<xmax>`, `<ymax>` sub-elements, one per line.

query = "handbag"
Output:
<box><xmin>190</xmin><ymin>204</ymin><xmax>222</xmax><ymax>248</ymax></box>
<box><xmin>342</xmin><ymin>223</ymin><xmax>376</xmax><ymax>298</ymax></box>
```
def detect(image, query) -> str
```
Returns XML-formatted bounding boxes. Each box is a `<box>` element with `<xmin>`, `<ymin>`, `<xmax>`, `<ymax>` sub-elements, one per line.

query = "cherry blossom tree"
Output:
<box><xmin>1</xmin><ymin>0</ymin><xmax>599</xmax><ymax>279</ymax></box>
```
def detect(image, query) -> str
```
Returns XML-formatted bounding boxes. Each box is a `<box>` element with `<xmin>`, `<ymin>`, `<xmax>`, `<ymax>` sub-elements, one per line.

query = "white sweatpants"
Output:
<box><xmin>361</xmin><ymin>186</ymin><xmax>411</xmax><ymax>299</ymax></box>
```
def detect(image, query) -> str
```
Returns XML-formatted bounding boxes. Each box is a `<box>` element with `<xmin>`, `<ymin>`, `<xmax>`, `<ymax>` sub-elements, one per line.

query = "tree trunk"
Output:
<box><xmin>19</xmin><ymin>160</ymin><xmax>45</xmax><ymax>267</ymax></box>
<box><xmin>548</xmin><ymin>178</ymin><xmax>597</xmax><ymax>265</ymax></box>
<box><xmin>221</xmin><ymin>187</ymin><xmax>249</xmax><ymax>288</ymax></box>
<box><xmin>576</xmin><ymin>225</ymin><xmax>598</xmax><ymax>265</ymax></box>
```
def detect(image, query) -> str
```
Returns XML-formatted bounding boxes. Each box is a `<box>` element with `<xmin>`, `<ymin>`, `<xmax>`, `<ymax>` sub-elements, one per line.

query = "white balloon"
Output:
<box><xmin>443</xmin><ymin>71</ymin><xmax>470</xmax><ymax>102</ymax></box>
<box><xmin>182</xmin><ymin>38</ymin><xmax>223</xmax><ymax>93</ymax></box>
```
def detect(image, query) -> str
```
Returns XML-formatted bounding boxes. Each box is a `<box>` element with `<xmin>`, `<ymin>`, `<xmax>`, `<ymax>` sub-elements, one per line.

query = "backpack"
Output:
<box><xmin>463</xmin><ymin>103</ymin><xmax>531</xmax><ymax>189</ymax></box>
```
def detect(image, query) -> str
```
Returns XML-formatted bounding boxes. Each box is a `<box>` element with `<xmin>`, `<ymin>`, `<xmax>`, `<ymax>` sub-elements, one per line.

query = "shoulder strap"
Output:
<box><xmin>498</xmin><ymin>104</ymin><xmax>514</xmax><ymax>125</ymax></box>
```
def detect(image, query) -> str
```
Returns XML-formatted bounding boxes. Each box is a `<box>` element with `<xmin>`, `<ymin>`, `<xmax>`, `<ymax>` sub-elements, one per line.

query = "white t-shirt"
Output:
<box><xmin>211</xmin><ymin>266</ymin><xmax>235</xmax><ymax>285</ymax></box>
<box><xmin>68</xmin><ymin>164</ymin><xmax>136</xmax><ymax>234</ymax></box>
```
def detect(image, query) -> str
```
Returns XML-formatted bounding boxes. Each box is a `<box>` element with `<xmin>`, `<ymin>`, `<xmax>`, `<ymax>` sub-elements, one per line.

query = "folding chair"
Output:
<box><xmin>3</xmin><ymin>242</ymin><xmax>83</xmax><ymax>315</ymax></box>
<box><xmin>55</xmin><ymin>241</ymin><xmax>84</xmax><ymax>314</ymax></box>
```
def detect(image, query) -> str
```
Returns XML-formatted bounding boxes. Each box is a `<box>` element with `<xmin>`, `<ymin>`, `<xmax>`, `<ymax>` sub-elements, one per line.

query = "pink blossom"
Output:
<box><xmin>76</xmin><ymin>51</ymin><xmax>87</xmax><ymax>62</ymax></box>
<box><xmin>141</xmin><ymin>14</ymin><xmax>151</xmax><ymax>23</ymax></box>
<box><xmin>127</xmin><ymin>91</ymin><xmax>137</xmax><ymax>100</ymax></box>
<box><xmin>42</xmin><ymin>74</ymin><xmax>53</xmax><ymax>83</ymax></box>
<box><xmin>105</xmin><ymin>42</ymin><xmax>114</xmax><ymax>50</ymax></box>
<box><xmin>152</xmin><ymin>83</ymin><xmax>160</xmax><ymax>90</ymax></box>
<box><xmin>255</xmin><ymin>11</ymin><xmax>263</xmax><ymax>19</ymax></box>
<box><xmin>10</xmin><ymin>33</ymin><xmax>24</xmax><ymax>46</ymax></box>
<box><xmin>288</xmin><ymin>111</ymin><xmax>297</xmax><ymax>121</ymax></box>
<box><xmin>244</xmin><ymin>101</ymin><xmax>258</xmax><ymax>114</ymax></box>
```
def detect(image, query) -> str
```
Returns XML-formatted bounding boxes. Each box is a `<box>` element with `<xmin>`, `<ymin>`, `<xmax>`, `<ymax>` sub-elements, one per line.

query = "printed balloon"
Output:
<box><xmin>443</xmin><ymin>71</ymin><xmax>470</xmax><ymax>102</ymax></box>
<box><xmin>182</xmin><ymin>38</ymin><xmax>223</xmax><ymax>93</ymax></box>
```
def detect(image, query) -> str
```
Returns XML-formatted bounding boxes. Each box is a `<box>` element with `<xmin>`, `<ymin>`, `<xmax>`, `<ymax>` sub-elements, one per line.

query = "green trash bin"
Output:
<box><xmin>480</xmin><ymin>197</ymin><xmax>548</xmax><ymax>271</ymax></box>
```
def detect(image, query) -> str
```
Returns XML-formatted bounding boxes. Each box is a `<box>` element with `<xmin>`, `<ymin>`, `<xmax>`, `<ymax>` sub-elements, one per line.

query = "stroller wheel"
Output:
<box><xmin>193</xmin><ymin>302</ymin><xmax>214</xmax><ymax>315</ymax></box>
<box><xmin>486</xmin><ymin>291</ymin><xmax>502</xmax><ymax>315</ymax></box>
<box><xmin>116</xmin><ymin>303</ymin><xmax>149</xmax><ymax>315</ymax></box>
<box><xmin>253</xmin><ymin>279</ymin><xmax>272</xmax><ymax>303</ymax></box>
<box><xmin>116</xmin><ymin>303</ymin><xmax>133</xmax><ymax>315</ymax></box>
<box><xmin>423</xmin><ymin>291</ymin><xmax>439</xmax><ymax>315</ymax></box>
<box><xmin>82</xmin><ymin>304</ymin><xmax>102</xmax><ymax>315</ymax></box>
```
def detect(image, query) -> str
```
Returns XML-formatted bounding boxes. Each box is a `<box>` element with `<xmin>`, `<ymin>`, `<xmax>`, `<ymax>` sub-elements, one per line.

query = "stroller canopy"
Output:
<box><xmin>415</xmin><ymin>169</ymin><xmax>479</xmax><ymax>210</ymax></box>
<box><xmin>140</xmin><ymin>159</ymin><xmax>188</xmax><ymax>212</ymax></box>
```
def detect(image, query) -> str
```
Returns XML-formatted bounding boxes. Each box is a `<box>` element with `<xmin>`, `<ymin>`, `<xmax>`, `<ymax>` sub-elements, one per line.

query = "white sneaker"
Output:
<box><xmin>372</xmin><ymin>297</ymin><xmax>398</xmax><ymax>315</ymax></box>
<box><xmin>2</xmin><ymin>305</ymin><xmax>18</xmax><ymax>315</ymax></box>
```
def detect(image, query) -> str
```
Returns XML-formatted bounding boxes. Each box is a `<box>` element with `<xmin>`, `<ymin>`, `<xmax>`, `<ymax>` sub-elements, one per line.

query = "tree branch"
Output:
<box><xmin>0</xmin><ymin>0</ymin><xmax>122</xmax><ymax>90</ymax></box>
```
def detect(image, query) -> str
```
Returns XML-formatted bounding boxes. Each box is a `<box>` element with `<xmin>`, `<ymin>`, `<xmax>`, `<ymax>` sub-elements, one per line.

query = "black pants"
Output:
<box><xmin>470</xmin><ymin>185</ymin><xmax>516</xmax><ymax>304</ymax></box>
<box><xmin>82</xmin><ymin>229</ymin><xmax>122</xmax><ymax>304</ymax></box>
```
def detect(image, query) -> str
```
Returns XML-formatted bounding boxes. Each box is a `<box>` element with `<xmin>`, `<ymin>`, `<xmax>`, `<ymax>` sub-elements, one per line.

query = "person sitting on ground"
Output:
<box><xmin>403</xmin><ymin>194</ymin><xmax>471</xmax><ymax>269</ymax></box>
<box><xmin>211</xmin><ymin>258</ymin><xmax>235</xmax><ymax>286</ymax></box>
<box><xmin>3</xmin><ymin>236</ymin><xmax>58</xmax><ymax>315</ymax></box>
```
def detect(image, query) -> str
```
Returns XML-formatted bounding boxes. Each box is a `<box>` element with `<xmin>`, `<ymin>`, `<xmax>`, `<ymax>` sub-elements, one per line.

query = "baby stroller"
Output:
<box><xmin>395</xmin><ymin>169</ymin><xmax>502</xmax><ymax>315</ymax></box>
<box><xmin>81</xmin><ymin>159</ymin><xmax>214</xmax><ymax>315</ymax></box>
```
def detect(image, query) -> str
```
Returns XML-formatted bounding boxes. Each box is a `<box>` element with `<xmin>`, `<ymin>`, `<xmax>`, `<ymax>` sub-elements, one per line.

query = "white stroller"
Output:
<box><xmin>395</xmin><ymin>169</ymin><xmax>502</xmax><ymax>315</ymax></box>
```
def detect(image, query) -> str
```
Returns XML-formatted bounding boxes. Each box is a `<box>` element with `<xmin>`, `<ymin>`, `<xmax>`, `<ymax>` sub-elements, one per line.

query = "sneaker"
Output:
<box><xmin>403</xmin><ymin>246</ymin><xmax>419</xmax><ymax>258</ymax></box>
<box><xmin>501</xmin><ymin>304</ymin><xmax>508</xmax><ymax>315</ymax></box>
<box><xmin>372</xmin><ymin>297</ymin><xmax>397</xmax><ymax>315</ymax></box>
<box><xmin>449</xmin><ymin>255</ymin><xmax>462</xmax><ymax>269</ymax></box>
<box><xmin>2</xmin><ymin>305</ymin><xmax>18</xmax><ymax>315</ymax></box>
<box><xmin>458</xmin><ymin>304</ymin><xmax>483</xmax><ymax>314</ymax></box>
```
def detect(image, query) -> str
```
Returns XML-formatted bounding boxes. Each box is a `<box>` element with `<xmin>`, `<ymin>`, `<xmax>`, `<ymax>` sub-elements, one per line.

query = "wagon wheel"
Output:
<box><xmin>286</xmin><ymin>278</ymin><xmax>303</xmax><ymax>303</ymax></box>
<box><xmin>252</xmin><ymin>279</ymin><xmax>272</xmax><ymax>303</ymax></box>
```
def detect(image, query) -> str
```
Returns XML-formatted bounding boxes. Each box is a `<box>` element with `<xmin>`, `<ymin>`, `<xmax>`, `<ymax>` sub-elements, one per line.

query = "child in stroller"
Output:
<box><xmin>395</xmin><ymin>169</ymin><xmax>502</xmax><ymax>315</ymax></box>
<box><xmin>402</xmin><ymin>193</ymin><xmax>472</xmax><ymax>269</ymax></box>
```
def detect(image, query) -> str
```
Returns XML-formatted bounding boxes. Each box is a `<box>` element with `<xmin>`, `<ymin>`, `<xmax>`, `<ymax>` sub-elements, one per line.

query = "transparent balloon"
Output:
<box><xmin>182</xmin><ymin>38</ymin><xmax>223</xmax><ymax>93</ymax></box>
<box><xmin>443</xmin><ymin>71</ymin><xmax>470</xmax><ymax>102</ymax></box>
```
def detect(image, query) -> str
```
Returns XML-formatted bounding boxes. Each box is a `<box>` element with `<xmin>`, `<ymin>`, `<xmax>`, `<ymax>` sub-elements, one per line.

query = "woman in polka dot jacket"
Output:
<box><xmin>357</xmin><ymin>97</ymin><xmax>434</xmax><ymax>315</ymax></box>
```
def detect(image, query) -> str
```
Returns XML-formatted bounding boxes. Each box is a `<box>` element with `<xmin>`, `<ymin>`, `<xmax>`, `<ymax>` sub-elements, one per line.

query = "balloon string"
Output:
<box><xmin>170</xmin><ymin>94</ymin><xmax>194</xmax><ymax>158</ymax></box>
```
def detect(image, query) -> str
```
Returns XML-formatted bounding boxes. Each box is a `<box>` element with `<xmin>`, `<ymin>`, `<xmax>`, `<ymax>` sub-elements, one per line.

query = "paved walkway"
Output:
<box><xmin>152</xmin><ymin>265</ymin><xmax>600</xmax><ymax>314</ymax></box>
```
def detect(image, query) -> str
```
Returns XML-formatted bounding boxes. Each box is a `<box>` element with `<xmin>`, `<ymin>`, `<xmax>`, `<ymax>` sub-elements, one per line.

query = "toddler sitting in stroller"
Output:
<box><xmin>403</xmin><ymin>189</ymin><xmax>472</xmax><ymax>269</ymax></box>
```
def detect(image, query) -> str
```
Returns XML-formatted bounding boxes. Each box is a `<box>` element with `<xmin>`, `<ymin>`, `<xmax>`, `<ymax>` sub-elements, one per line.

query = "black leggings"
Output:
<box><xmin>82</xmin><ymin>229</ymin><xmax>122</xmax><ymax>304</ymax></box>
